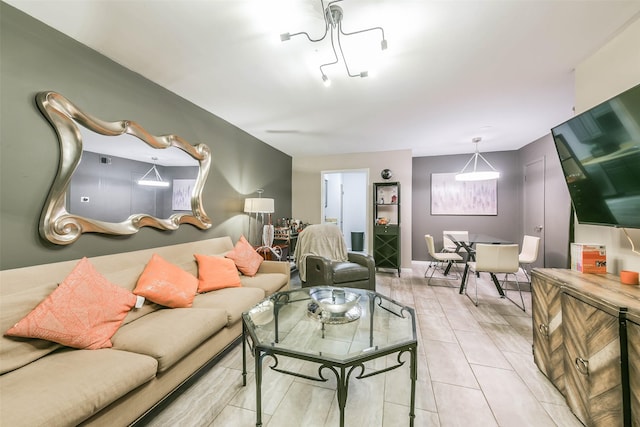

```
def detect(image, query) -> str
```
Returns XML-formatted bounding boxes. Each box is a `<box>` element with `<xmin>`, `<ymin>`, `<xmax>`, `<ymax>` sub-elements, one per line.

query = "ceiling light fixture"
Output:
<box><xmin>138</xmin><ymin>157</ymin><xmax>170</xmax><ymax>187</ymax></box>
<box><xmin>455</xmin><ymin>137</ymin><xmax>501</xmax><ymax>181</ymax></box>
<box><xmin>280</xmin><ymin>0</ymin><xmax>387</xmax><ymax>86</ymax></box>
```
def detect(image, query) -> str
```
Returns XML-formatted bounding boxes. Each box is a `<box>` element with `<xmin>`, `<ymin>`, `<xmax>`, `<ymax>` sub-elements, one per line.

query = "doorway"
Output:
<box><xmin>321</xmin><ymin>169</ymin><xmax>368</xmax><ymax>252</ymax></box>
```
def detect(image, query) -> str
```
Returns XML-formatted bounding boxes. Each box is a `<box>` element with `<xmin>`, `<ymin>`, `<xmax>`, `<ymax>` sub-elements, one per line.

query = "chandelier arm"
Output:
<box><xmin>337</xmin><ymin>21</ymin><xmax>361</xmax><ymax>78</ymax></box>
<box><xmin>139</xmin><ymin>166</ymin><xmax>155</xmax><ymax>181</ymax></box>
<box><xmin>339</xmin><ymin>25</ymin><xmax>385</xmax><ymax>41</ymax></box>
<box><xmin>459</xmin><ymin>153</ymin><xmax>478</xmax><ymax>174</ymax></box>
<box><xmin>476</xmin><ymin>153</ymin><xmax>498</xmax><ymax>171</ymax></box>
<box><xmin>288</xmin><ymin>26</ymin><xmax>329</xmax><ymax>43</ymax></box>
<box><xmin>319</xmin><ymin>29</ymin><xmax>340</xmax><ymax>76</ymax></box>
<box><xmin>153</xmin><ymin>165</ymin><xmax>165</xmax><ymax>181</ymax></box>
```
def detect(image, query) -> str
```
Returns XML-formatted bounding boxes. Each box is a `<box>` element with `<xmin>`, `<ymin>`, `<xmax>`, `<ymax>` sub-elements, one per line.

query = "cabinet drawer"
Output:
<box><xmin>374</xmin><ymin>225</ymin><xmax>398</xmax><ymax>235</ymax></box>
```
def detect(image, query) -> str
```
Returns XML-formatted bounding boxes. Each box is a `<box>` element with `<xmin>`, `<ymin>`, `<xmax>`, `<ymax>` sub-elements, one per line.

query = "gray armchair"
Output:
<box><xmin>305</xmin><ymin>252</ymin><xmax>375</xmax><ymax>290</ymax></box>
<box><xmin>294</xmin><ymin>224</ymin><xmax>376</xmax><ymax>291</ymax></box>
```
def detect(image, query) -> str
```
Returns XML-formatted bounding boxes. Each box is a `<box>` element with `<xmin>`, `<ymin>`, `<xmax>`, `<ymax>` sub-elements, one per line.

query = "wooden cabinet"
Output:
<box><xmin>531</xmin><ymin>274</ymin><xmax>564</xmax><ymax>394</ymax></box>
<box><xmin>627</xmin><ymin>312</ymin><xmax>640</xmax><ymax>427</ymax></box>
<box><xmin>531</xmin><ymin>268</ymin><xmax>640</xmax><ymax>427</ymax></box>
<box><xmin>562</xmin><ymin>291</ymin><xmax>621</xmax><ymax>426</ymax></box>
<box><xmin>373</xmin><ymin>182</ymin><xmax>400</xmax><ymax>276</ymax></box>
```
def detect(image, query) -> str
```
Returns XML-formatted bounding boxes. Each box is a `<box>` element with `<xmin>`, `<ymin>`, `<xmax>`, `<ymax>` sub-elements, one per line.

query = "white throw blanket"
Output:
<box><xmin>294</xmin><ymin>224</ymin><xmax>349</xmax><ymax>282</ymax></box>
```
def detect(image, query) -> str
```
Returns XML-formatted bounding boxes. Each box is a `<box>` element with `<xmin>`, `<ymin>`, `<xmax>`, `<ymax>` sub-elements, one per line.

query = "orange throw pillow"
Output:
<box><xmin>194</xmin><ymin>254</ymin><xmax>242</xmax><ymax>292</ymax></box>
<box><xmin>134</xmin><ymin>254</ymin><xmax>198</xmax><ymax>308</ymax></box>
<box><xmin>5</xmin><ymin>257</ymin><xmax>136</xmax><ymax>350</ymax></box>
<box><xmin>225</xmin><ymin>235</ymin><xmax>264</xmax><ymax>277</ymax></box>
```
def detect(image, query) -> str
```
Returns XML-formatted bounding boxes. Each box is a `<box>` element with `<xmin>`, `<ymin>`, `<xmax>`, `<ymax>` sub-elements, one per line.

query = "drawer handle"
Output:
<box><xmin>538</xmin><ymin>323</ymin><xmax>549</xmax><ymax>338</ymax></box>
<box><xmin>575</xmin><ymin>357</ymin><xmax>589</xmax><ymax>376</ymax></box>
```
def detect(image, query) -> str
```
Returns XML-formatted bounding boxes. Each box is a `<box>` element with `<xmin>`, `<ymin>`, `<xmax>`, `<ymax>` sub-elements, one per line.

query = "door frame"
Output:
<box><xmin>524</xmin><ymin>157</ymin><xmax>545</xmax><ymax>268</ymax></box>
<box><xmin>321</xmin><ymin>169</ymin><xmax>369</xmax><ymax>251</ymax></box>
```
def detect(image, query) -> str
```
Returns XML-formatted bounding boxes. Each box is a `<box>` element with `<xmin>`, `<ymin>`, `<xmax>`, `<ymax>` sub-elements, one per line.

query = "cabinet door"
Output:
<box><xmin>374</xmin><ymin>226</ymin><xmax>399</xmax><ymax>268</ymax></box>
<box><xmin>628</xmin><ymin>319</ymin><xmax>640</xmax><ymax>427</ymax></box>
<box><xmin>531</xmin><ymin>274</ymin><xmax>564</xmax><ymax>393</ymax></box>
<box><xmin>562</xmin><ymin>293</ymin><xmax>622</xmax><ymax>426</ymax></box>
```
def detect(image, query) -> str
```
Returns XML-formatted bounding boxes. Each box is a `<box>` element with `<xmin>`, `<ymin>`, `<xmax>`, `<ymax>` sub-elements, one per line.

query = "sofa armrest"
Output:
<box><xmin>257</xmin><ymin>260</ymin><xmax>289</xmax><ymax>275</ymax></box>
<box><xmin>257</xmin><ymin>260</ymin><xmax>291</xmax><ymax>291</ymax></box>
<box><xmin>304</xmin><ymin>255</ymin><xmax>334</xmax><ymax>287</ymax></box>
<box><xmin>348</xmin><ymin>252</ymin><xmax>376</xmax><ymax>290</ymax></box>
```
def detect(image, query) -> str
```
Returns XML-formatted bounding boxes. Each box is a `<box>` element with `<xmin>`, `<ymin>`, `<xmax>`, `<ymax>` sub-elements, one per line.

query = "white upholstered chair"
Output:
<box><xmin>464</xmin><ymin>243</ymin><xmax>525</xmax><ymax>311</ymax></box>
<box><xmin>442</xmin><ymin>230</ymin><xmax>470</xmax><ymax>255</ymax></box>
<box><xmin>424</xmin><ymin>234</ymin><xmax>464</xmax><ymax>287</ymax></box>
<box><xmin>518</xmin><ymin>235</ymin><xmax>540</xmax><ymax>283</ymax></box>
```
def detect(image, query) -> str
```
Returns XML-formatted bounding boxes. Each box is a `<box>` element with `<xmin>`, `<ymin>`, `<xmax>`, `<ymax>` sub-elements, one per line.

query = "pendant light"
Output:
<box><xmin>138</xmin><ymin>157</ymin><xmax>170</xmax><ymax>187</ymax></box>
<box><xmin>455</xmin><ymin>137</ymin><xmax>500</xmax><ymax>181</ymax></box>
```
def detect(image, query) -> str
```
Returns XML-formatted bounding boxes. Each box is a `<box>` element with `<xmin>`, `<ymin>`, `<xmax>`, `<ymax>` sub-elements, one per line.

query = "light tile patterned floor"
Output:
<box><xmin>144</xmin><ymin>263</ymin><xmax>582</xmax><ymax>427</ymax></box>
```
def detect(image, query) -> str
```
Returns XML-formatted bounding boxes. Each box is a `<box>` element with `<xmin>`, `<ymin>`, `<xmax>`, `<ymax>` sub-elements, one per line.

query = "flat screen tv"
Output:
<box><xmin>551</xmin><ymin>83</ymin><xmax>640</xmax><ymax>229</ymax></box>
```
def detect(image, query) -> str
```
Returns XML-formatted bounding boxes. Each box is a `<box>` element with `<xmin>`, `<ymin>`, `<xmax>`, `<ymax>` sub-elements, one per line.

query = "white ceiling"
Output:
<box><xmin>8</xmin><ymin>0</ymin><xmax>640</xmax><ymax>158</ymax></box>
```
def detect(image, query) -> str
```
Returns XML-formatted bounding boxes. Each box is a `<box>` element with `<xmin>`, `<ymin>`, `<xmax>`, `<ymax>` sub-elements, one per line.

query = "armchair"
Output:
<box><xmin>294</xmin><ymin>224</ymin><xmax>376</xmax><ymax>291</ymax></box>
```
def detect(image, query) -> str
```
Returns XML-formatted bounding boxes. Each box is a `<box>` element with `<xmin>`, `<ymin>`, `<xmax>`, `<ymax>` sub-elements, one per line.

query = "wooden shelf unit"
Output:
<box><xmin>373</xmin><ymin>182</ymin><xmax>400</xmax><ymax>277</ymax></box>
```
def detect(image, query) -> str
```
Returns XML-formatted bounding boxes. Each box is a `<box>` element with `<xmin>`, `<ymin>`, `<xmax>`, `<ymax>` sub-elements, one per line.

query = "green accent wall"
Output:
<box><xmin>0</xmin><ymin>4</ymin><xmax>292</xmax><ymax>269</ymax></box>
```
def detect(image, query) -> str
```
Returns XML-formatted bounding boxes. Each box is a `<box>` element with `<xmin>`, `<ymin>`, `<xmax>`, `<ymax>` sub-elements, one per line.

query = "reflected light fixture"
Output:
<box><xmin>138</xmin><ymin>157</ymin><xmax>170</xmax><ymax>187</ymax></box>
<box><xmin>455</xmin><ymin>137</ymin><xmax>501</xmax><ymax>181</ymax></box>
<box><xmin>280</xmin><ymin>0</ymin><xmax>387</xmax><ymax>86</ymax></box>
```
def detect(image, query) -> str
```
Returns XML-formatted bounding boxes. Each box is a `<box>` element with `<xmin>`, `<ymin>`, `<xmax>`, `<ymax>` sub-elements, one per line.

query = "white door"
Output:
<box><xmin>524</xmin><ymin>158</ymin><xmax>545</xmax><ymax>268</ymax></box>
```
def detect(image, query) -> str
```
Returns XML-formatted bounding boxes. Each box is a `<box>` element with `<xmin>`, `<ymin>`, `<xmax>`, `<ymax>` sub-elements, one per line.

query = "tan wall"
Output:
<box><xmin>574</xmin><ymin>17</ymin><xmax>640</xmax><ymax>273</ymax></box>
<box><xmin>293</xmin><ymin>150</ymin><xmax>413</xmax><ymax>270</ymax></box>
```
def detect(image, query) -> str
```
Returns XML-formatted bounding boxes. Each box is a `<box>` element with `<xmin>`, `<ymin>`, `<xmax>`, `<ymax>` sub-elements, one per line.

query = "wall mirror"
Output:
<box><xmin>36</xmin><ymin>91</ymin><xmax>212</xmax><ymax>245</ymax></box>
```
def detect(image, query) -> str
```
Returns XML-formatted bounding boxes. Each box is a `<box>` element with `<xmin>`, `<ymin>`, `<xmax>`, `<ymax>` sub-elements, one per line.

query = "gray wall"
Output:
<box><xmin>518</xmin><ymin>134</ymin><xmax>572</xmax><ymax>268</ymax></box>
<box><xmin>0</xmin><ymin>4</ymin><xmax>292</xmax><ymax>269</ymax></box>
<box><xmin>412</xmin><ymin>151</ymin><xmax>521</xmax><ymax>261</ymax></box>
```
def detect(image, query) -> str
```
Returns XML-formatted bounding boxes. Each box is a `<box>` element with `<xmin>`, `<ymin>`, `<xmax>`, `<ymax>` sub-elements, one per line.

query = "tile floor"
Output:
<box><xmin>144</xmin><ymin>263</ymin><xmax>583</xmax><ymax>427</ymax></box>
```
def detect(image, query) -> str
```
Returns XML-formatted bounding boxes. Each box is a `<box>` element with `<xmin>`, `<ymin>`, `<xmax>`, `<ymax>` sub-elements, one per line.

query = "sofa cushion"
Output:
<box><xmin>111</xmin><ymin>307</ymin><xmax>227</xmax><ymax>373</ymax></box>
<box><xmin>225</xmin><ymin>235</ymin><xmax>263</xmax><ymax>276</ymax></box>
<box><xmin>332</xmin><ymin>261</ymin><xmax>370</xmax><ymax>284</ymax></box>
<box><xmin>0</xmin><ymin>282</ymin><xmax>63</xmax><ymax>374</ymax></box>
<box><xmin>194</xmin><ymin>254</ymin><xmax>242</xmax><ymax>292</ymax></box>
<box><xmin>240</xmin><ymin>272</ymin><xmax>289</xmax><ymax>296</ymax></box>
<box><xmin>192</xmin><ymin>287</ymin><xmax>266</xmax><ymax>325</ymax></box>
<box><xmin>5</xmin><ymin>257</ymin><xmax>137</xmax><ymax>350</ymax></box>
<box><xmin>0</xmin><ymin>347</ymin><xmax>157</xmax><ymax>427</ymax></box>
<box><xmin>134</xmin><ymin>254</ymin><xmax>198</xmax><ymax>308</ymax></box>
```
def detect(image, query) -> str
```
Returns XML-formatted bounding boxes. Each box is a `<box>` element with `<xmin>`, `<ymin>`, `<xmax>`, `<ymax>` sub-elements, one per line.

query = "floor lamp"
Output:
<box><xmin>244</xmin><ymin>193</ymin><xmax>275</xmax><ymax>247</ymax></box>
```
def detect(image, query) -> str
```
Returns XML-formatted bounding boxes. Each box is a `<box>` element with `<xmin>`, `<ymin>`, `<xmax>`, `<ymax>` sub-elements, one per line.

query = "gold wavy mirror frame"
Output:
<box><xmin>36</xmin><ymin>91</ymin><xmax>212</xmax><ymax>245</ymax></box>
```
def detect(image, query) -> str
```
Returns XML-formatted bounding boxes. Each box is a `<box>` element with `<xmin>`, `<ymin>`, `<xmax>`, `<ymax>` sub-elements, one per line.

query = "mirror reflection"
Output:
<box><xmin>70</xmin><ymin>129</ymin><xmax>199</xmax><ymax>223</ymax></box>
<box><xmin>37</xmin><ymin>91</ymin><xmax>212</xmax><ymax>245</ymax></box>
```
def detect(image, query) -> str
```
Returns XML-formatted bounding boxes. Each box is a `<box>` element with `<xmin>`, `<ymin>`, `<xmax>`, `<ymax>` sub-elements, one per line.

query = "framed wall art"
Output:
<box><xmin>430</xmin><ymin>172</ymin><xmax>497</xmax><ymax>215</ymax></box>
<box><xmin>172</xmin><ymin>179</ymin><xmax>196</xmax><ymax>211</ymax></box>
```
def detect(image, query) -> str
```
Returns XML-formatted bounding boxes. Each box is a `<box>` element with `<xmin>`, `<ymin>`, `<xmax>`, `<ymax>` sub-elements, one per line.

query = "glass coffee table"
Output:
<box><xmin>242</xmin><ymin>286</ymin><xmax>417</xmax><ymax>427</ymax></box>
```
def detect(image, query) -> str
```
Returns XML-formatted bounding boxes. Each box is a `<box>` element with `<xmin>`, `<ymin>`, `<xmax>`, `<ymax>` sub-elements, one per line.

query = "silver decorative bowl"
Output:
<box><xmin>309</xmin><ymin>287</ymin><xmax>361</xmax><ymax>315</ymax></box>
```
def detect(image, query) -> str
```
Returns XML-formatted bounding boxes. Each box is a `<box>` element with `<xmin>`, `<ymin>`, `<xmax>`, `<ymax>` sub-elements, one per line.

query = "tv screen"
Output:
<box><xmin>551</xmin><ymin>83</ymin><xmax>640</xmax><ymax>229</ymax></box>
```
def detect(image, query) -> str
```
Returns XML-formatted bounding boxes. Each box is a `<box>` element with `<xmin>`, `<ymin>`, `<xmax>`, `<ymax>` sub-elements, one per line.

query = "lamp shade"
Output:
<box><xmin>244</xmin><ymin>198</ymin><xmax>274</xmax><ymax>213</ymax></box>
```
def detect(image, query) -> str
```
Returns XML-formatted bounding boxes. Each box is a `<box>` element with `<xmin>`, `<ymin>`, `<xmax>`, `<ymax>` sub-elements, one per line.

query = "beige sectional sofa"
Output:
<box><xmin>0</xmin><ymin>237</ymin><xmax>290</xmax><ymax>427</ymax></box>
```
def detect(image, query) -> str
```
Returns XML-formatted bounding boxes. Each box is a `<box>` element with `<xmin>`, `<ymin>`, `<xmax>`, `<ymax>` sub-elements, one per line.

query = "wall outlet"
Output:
<box><xmin>80</xmin><ymin>196</ymin><xmax>90</xmax><ymax>203</ymax></box>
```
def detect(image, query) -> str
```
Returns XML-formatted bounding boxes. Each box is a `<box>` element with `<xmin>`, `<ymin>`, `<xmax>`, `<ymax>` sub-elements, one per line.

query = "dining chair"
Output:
<box><xmin>518</xmin><ymin>235</ymin><xmax>540</xmax><ymax>283</ymax></box>
<box><xmin>424</xmin><ymin>234</ymin><xmax>464</xmax><ymax>287</ymax></box>
<box><xmin>464</xmin><ymin>243</ymin><xmax>525</xmax><ymax>311</ymax></box>
<box><xmin>442</xmin><ymin>230</ymin><xmax>470</xmax><ymax>254</ymax></box>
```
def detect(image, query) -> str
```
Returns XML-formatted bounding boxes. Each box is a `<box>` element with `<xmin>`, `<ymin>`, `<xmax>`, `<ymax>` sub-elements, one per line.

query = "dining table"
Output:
<box><xmin>443</xmin><ymin>233</ymin><xmax>513</xmax><ymax>296</ymax></box>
